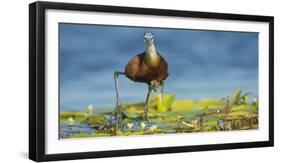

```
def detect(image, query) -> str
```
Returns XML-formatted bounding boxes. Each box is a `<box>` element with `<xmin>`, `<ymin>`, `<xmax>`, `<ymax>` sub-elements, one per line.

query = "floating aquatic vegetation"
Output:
<box><xmin>127</xmin><ymin>123</ymin><xmax>134</xmax><ymax>132</ymax></box>
<box><xmin>59</xmin><ymin>89</ymin><xmax>259</xmax><ymax>139</ymax></box>
<box><xmin>140</xmin><ymin>122</ymin><xmax>146</xmax><ymax>132</ymax></box>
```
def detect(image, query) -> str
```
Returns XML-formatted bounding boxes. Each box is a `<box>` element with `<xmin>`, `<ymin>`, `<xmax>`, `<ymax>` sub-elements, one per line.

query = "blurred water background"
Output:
<box><xmin>59</xmin><ymin>23</ymin><xmax>258</xmax><ymax>111</ymax></box>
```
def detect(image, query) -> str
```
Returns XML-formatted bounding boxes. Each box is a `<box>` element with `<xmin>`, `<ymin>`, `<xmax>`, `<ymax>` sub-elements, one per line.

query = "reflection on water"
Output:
<box><xmin>60</xmin><ymin>122</ymin><xmax>95</xmax><ymax>139</ymax></box>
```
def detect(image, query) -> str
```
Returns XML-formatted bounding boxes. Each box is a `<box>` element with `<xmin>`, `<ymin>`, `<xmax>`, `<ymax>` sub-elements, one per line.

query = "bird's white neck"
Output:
<box><xmin>145</xmin><ymin>43</ymin><xmax>157</xmax><ymax>58</ymax></box>
<box><xmin>145</xmin><ymin>43</ymin><xmax>159</xmax><ymax>67</ymax></box>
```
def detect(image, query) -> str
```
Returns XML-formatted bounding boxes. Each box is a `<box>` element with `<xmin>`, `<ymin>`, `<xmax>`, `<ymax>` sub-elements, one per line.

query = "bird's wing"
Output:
<box><xmin>125</xmin><ymin>53</ymin><xmax>144</xmax><ymax>81</ymax></box>
<box><xmin>157</xmin><ymin>52</ymin><xmax>169</xmax><ymax>80</ymax></box>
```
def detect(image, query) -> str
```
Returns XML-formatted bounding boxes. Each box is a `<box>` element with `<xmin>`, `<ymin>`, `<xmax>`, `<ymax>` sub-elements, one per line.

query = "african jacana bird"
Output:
<box><xmin>102</xmin><ymin>32</ymin><xmax>168</xmax><ymax>130</ymax></box>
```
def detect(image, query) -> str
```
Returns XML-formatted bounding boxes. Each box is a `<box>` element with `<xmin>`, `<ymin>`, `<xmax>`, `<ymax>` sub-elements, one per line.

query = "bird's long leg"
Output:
<box><xmin>114</xmin><ymin>71</ymin><xmax>125</xmax><ymax>131</ymax></box>
<box><xmin>160</xmin><ymin>82</ymin><xmax>165</xmax><ymax>105</ymax></box>
<box><xmin>144</xmin><ymin>86</ymin><xmax>152</xmax><ymax>127</ymax></box>
<box><xmin>100</xmin><ymin>71</ymin><xmax>124</xmax><ymax>131</ymax></box>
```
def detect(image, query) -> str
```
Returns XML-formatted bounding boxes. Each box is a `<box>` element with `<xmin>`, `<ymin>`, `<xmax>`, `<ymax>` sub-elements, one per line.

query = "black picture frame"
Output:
<box><xmin>29</xmin><ymin>1</ymin><xmax>274</xmax><ymax>162</ymax></box>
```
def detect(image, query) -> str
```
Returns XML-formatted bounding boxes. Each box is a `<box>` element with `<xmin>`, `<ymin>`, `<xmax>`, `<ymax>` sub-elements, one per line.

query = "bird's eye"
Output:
<box><xmin>144</xmin><ymin>32</ymin><xmax>154</xmax><ymax>39</ymax></box>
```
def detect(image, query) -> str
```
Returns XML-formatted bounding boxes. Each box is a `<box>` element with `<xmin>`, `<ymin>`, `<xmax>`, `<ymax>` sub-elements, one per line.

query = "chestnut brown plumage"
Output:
<box><xmin>125</xmin><ymin>52</ymin><xmax>168</xmax><ymax>84</ymax></box>
<box><xmin>101</xmin><ymin>32</ymin><xmax>168</xmax><ymax>131</ymax></box>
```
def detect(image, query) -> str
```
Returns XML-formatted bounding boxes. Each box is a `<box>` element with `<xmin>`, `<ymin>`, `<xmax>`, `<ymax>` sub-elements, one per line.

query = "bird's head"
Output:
<box><xmin>144</xmin><ymin>32</ymin><xmax>154</xmax><ymax>46</ymax></box>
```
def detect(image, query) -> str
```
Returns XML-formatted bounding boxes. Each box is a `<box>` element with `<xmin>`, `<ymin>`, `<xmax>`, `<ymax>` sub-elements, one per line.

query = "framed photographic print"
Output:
<box><xmin>29</xmin><ymin>1</ymin><xmax>274</xmax><ymax>162</ymax></box>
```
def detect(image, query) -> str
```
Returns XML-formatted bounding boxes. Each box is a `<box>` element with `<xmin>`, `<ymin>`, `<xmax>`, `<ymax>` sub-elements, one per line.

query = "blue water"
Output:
<box><xmin>60</xmin><ymin>122</ymin><xmax>95</xmax><ymax>138</ymax></box>
<box><xmin>59</xmin><ymin>24</ymin><xmax>258</xmax><ymax>111</ymax></box>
